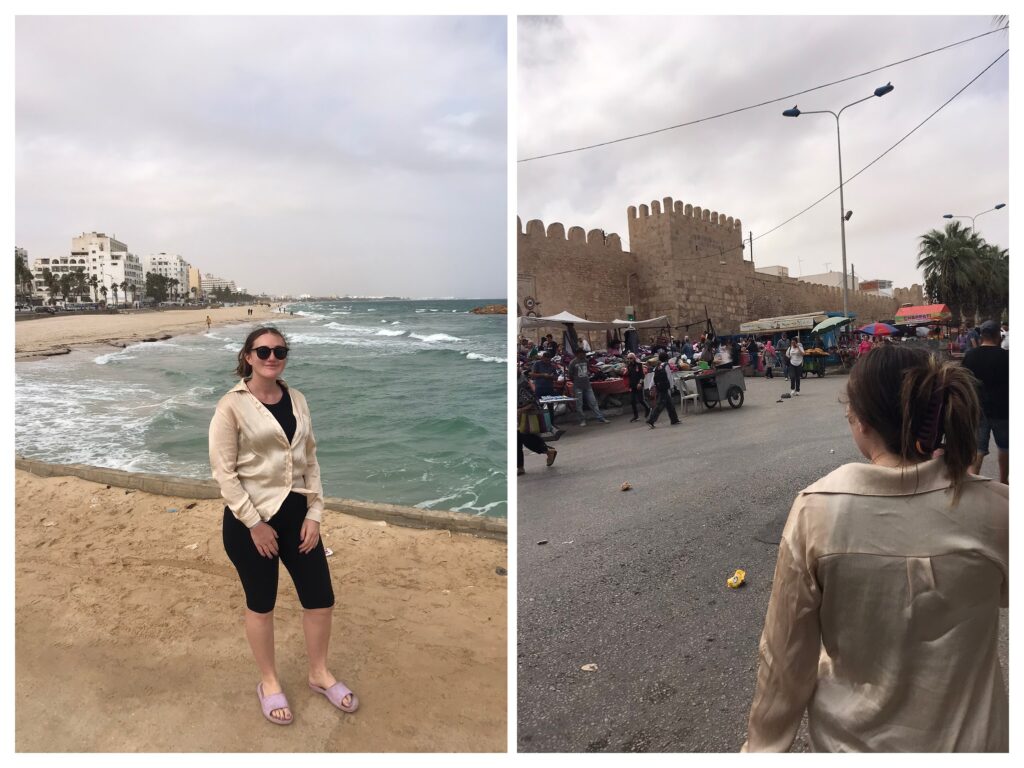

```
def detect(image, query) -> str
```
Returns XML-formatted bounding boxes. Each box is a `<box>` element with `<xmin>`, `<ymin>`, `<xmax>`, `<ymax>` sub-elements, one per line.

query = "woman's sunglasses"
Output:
<box><xmin>253</xmin><ymin>345</ymin><xmax>289</xmax><ymax>360</ymax></box>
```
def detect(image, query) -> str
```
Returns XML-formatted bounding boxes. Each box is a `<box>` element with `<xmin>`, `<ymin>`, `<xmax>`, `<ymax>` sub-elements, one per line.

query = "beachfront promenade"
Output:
<box><xmin>516</xmin><ymin>374</ymin><xmax>1009</xmax><ymax>752</ymax></box>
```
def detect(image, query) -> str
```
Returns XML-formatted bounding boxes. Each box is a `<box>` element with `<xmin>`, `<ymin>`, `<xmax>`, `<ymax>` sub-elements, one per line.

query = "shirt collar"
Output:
<box><xmin>802</xmin><ymin>458</ymin><xmax>990</xmax><ymax>497</ymax></box>
<box><xmin>230</xmin><ymin>377</ymin><xmax>289</xmax><ymax>393</ymax></box>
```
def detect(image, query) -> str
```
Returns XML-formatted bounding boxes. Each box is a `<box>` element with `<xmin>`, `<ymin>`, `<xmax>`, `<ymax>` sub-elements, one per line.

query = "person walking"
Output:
<box><xmin>682</xmin><ymin>336</ymin><xmax>694</xmax><ymax>361</ymax></box>
<box><xmin>567</xmin><ymin>348</ymin><xmax>607</xmax><ymax>426</ymax></box>
<box><xmin>743</xmin><ymin>345</ymin><xmax>1007</xmax><ymax>752</ymax></box>
<box><xmin>963</xmin><ymin>320</ymin><xmax>1009</xmax><ymax>484</ymax></box>
<box><xmin>785</xmin><ymin>337</ymin><xmax>804</xmax><ymax>396</ymax></box>
<box><xmin>625</xmin><ymin>352</ymin><xmax>651</xmax><ymax>423</ymax></box>
<box><xmin>646</xmin><ymin>351</ymin><xmax>680</xmax><ymax>428</ymax></box>
<box><xmin>209</xmin><ymin>327</ymin><xmax>358</xmax><ymax>726</ymax></box>
<box><xmin>762</xmin><ymin>339</ymin><xmax>776</xmax><ymax>379</ymax></box>
<box><xmin>206</xmin><ymin>314</ymin><xmax>212</xmax><ymax>331</ymax></box>
<box><xmin>517</xmin><ymin>370</ymin><xmax>557</xmax><ymax>475</ymax></box>
<box><xmin>746</xmin><ymin>337</ymin><xmax>760</xmax><ymax>376</ymax></box>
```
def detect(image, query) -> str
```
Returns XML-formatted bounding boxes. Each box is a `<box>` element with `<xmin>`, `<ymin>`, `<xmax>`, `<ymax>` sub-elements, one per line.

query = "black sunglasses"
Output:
<box><xmin>253</xmin><ymin>345</ymin><xmax>289</xmax><ymax>360</ymax></box>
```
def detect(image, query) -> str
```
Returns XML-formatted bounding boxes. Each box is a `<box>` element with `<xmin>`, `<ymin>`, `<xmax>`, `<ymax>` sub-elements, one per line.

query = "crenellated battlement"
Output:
<box><xmin>627</xmin><ymin>196</ymin><xmax>742</xmax><ymax>233</ymax></box>
<box><xmin>517</xmin><ymin>216</ymin><xmax>623</xmax><ymax>251</ymax></box>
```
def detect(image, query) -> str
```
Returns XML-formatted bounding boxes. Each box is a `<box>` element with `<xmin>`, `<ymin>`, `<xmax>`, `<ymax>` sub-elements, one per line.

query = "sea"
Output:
<box><xmin>15</xmin><ymin>299</ymin><xmax>508</xmax><ymax>517</ymax></box>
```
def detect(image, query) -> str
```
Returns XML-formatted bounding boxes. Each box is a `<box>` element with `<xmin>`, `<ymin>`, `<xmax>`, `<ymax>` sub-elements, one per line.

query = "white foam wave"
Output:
<box><xmin>411</xmin><ymin>333</ymin><xmax>462</xmax><ymax>343</ymax></box>
<box><xmin>374</xmin><ymin>329</ymin><xmax>406</xmax><ymax>337</ymax></box>
<box><xmin>465</xmin><ymin>352</ymin><xmax>506</xmax><ymax>364</ymax></box>
<box><xmin>366</xmin><ymin>308</ymin><xmax>377</xmax><ymax>312</ymax></box>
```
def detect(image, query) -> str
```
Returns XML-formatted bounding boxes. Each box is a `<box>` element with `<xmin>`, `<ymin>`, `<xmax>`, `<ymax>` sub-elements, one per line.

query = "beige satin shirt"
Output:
<box><xmin>743</xmin><ymin>459</ymin><xmax>1008</xmax><ymax>752</ymax></box>
<box><xmin>209</xmin><ymin>379</ymin><xmax>324</xmax><ymax>528</ymax></box>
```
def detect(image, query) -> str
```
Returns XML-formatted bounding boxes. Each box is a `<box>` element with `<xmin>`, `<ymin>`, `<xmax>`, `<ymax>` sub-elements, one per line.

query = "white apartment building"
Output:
<box><xmin>201</xmin><ymin>273</ymin><xmax>237</xmax><ymax>294</ymax></box>
<box><xmin>144</xmin><ymin>253</ymin><xmax>191</xmax><ymax>299</ymax></box>
<box><xmin>798</xmin><ymin>270</ymin><xmax>857</xmax><ymax>292</ymax></box>
<box><xmin>70</xmin><ymin>231</ymin><xmax>144</xmax><ymax>306</ymax></box>
<box><xmin>755</xmin><ymin>265</ymin><xmax>790</xmax><ymax>278</ymax></box>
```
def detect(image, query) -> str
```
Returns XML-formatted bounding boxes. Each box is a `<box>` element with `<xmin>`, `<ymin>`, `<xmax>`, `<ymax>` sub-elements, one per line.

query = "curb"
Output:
<box><xmin>15</xmin><ymin>457</ymin><xmax>506</xmax><ymax>542</ymax></box>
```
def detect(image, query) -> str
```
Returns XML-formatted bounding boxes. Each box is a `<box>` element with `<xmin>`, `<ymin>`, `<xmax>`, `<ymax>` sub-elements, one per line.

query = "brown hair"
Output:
<box><xmin>845</xmin><ymin>345</ymin><xmax>980</xmax><ymax>505</ymax></box>
<box><xmin>235</xmin><ymin>326</ymin><xmax>288</xmax><ymax>378</ymax></box>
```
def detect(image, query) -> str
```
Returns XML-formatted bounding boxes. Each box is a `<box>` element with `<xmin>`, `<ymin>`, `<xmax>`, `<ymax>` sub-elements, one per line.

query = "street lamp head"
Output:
<box><xmin>994</xmin><ymin>203</ymin><xmax>1006</xmax><ymax>210</ymax></box>
<box><xmin>874</xmin><ymin>82</ymin><xmax>895</xmax><ymax>98</ymax></box>
<box><xmin>942</xmin><ymin>214</ymin><xmax>954</xmax><ymax>219</ymax></box>
<box><xmin>782</xmin><ymin>106</ymin><xmax>801</xmax><ymax>117</ymax></box>
<box><xmin>844</xmin><ymin>210</ymin><xmax>853</xmax><ymax>221</ymax></box>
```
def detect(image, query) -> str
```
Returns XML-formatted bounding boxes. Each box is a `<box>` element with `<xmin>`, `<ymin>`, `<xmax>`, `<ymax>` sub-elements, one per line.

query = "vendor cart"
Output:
<box><xmin>692</xmin><ymin>366</ymin><xmax>746</xmax><ymax>409</ymax></box>
<box><xmin>802</xmin><ymin>354</ymin><xmax>827</xmax><ymax>378</ymax></box>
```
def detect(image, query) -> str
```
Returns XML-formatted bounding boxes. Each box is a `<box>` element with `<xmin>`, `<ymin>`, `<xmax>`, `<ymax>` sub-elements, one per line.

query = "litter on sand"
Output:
<box><xmin>580</xmin><ymin>663</ymin><xmax>599</xmax><ymax>672</ymax></box>
<box><xmin>184</xmin><ymin>543</ymin><xmax>199</xmax><ymax>551</ymax></box>
<box><xmin>324</xmin><ymin>548</ymin><xmax>334</xmax><ymax>557</ymax></box>
<box><xmin>621</xmin><ymin>482</ymin><xmax>632</xmax><ymax>491</ymax></box>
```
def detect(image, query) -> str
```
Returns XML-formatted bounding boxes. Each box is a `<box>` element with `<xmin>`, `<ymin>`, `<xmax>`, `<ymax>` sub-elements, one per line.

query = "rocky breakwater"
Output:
<box><xmin>470</xmin><ymin>304</ymin><xmax>507</xmax><ymax>315</ymax></box>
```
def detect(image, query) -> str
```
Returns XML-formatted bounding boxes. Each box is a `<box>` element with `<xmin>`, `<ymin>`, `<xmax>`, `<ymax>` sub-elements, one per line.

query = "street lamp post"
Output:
<box><xmin>943</xmin><ymin>203</ymin><xmax>1006</xmax><ymax>231</ymax></box>
<box><xmin>783</xmin><ymin>82</ymin><xmax>894</xmax><ymax>320</ymax></box>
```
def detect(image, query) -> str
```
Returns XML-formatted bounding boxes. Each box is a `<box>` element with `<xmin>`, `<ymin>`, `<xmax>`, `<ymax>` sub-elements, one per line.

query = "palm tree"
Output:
<box><xmin>190</xmin><ymin>286</ymin><xmax>197</xmax><ymax>304</ymax></box>
<box><xmin>41</xmin><ymin>268</ymin><xmax>60</xmax><ymax>306</ymax></box>
<box><xmin>58</xmin><ymin>273</ymin><xmax>73</xmax><ymax>305</ymax></box>
<box><xmin>100</xmin><ymin>285</ymin><xmax>108</xmax><ymax>307</ymax></box>
<box><xmin>89</xmin><ymin>274</ymin><xmax>99</xmax><ymax>303</ymax></box>
<box><xmin>110</xmin><ymin>282</ymin><xmax>120</xmax><ymax>308</ymax></box>
<box><xmin>973</xmin><ymin>244</ymin><xmax>1009</xmax><ymax>323</ymax></box>
<box><xmin>917</xmin><ymin>221</ymin><xmax>982</xmax><ymax>327</ymax></box>
<box><xmin>15</xmin><ymin>253</ymin><xmax>35</xmax><ymax>302</ymax></box>
<box><xmin>72</xmin><ymin>269</ymin><xmax>89</xmax><ymax>304</ymax></box>
<box><xmin>120</xmin><ymin>280</ymin><xmax>130</xmax><ymax>308</ymax></box>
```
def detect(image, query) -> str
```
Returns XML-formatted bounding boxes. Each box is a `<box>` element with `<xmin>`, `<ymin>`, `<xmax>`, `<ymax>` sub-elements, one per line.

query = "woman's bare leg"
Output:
<box><xmin>246</xmin><ymin>608</ymin><xmax>291</xmax><ymax>721</ymax></box>
<box><xmin>304</xmin><ymin>607</ymin><xmax>352</xmax><ymax>708</ymax></box>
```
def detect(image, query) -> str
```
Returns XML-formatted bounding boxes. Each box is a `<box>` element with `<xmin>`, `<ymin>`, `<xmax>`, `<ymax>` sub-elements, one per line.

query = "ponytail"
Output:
<box><xmin>847</xmin><ymin>345</ymin><xmax>980</xmax><ymax>506</ymax></box>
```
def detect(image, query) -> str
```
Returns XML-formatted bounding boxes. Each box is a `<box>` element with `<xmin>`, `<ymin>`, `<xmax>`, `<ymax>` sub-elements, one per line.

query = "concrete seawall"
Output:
<box><xmin>15</xmin><ymin>457</ymin><xmax>507</xmax><ymax>541</ymax></box>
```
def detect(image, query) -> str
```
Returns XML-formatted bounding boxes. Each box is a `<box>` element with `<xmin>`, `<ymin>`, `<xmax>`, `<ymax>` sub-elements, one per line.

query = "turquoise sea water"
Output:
<box><xmin>15</xmin><ymin>299</ymin><xmax>507</xmax><ymax>517</ymax></box>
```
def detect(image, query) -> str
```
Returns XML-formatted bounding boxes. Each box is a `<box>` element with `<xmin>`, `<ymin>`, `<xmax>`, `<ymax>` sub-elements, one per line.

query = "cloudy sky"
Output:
<box><xmin>16</xmin><ymin>16</ymin><xmax>507</xmax><ymax>298</ymax></box>
<box><xmin>518</xmin><ymin>15</ymin><xmax>1009</xmax><ymax>293</ymax></box>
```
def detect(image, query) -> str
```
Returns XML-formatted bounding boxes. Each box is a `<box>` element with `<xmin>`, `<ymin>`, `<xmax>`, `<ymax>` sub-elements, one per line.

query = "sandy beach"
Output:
<box><xmin>15</xmin><ymin>470</ymin><xmax>507</xmax><ymax>752</ymax></box>
<box><xmin>15</xmin><ymin>304</ymin><xmax>280</xmax><ymax>360</ymax></box>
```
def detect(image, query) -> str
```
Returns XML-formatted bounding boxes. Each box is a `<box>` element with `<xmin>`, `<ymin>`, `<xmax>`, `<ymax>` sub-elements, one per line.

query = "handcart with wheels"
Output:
<box><xmin>691</xmin><ymin>366</ymin><xmax>746</xmax><ymax>409</ymax></box>
<box><xmin>802</xmin><ymin>354</ymin><xmax>827</xmax><ymax>378</ymax></box>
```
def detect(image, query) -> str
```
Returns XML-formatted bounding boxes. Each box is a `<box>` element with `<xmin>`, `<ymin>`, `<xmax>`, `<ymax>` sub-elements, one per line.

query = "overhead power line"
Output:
<box><xmin>670</xmin><ymin>48</ymin><xmax>1008</xmax><ymax>265</ymax></box>
<box><xmin>518</xmin><ymin>25</ymin><xmax>1009</xmax><ymax>163</ymax></box>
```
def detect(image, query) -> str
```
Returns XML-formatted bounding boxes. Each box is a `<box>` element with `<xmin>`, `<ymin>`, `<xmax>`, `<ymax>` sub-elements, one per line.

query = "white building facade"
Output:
<box><xmin>144</xmin><ymin>253</ymin><xmax>191</xmax><ymax>299</ymax></box>
<box><xmin>201</xmin><ymin>273</ymin><xmax>237</xmax><ymax>294</ymax></box>
<box><xmin>798</xmin><ymin>270</ymin><xmax>857</xmax><ymax>292</ymax></box>
<box><xmin>70</xmin><ymin>231</ymin><xmax>144</xmax><ymax>306</ymax></box>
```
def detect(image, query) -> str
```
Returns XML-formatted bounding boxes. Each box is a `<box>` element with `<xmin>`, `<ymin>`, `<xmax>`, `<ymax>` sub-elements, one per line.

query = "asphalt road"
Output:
<box><xmin>516</xmin><ymin>372</ymin><xmax>1008</xmax><ymax>753</ymax></box>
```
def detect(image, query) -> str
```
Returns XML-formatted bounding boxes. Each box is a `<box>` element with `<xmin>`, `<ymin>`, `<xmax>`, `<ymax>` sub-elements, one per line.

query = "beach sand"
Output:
<box><xmin>15</xmin><ymin>470</ymin><xmax>507</xmax><ymax>752</ymax></box>
<box><xmin>15</xmin><ymin>305</ymin><xmax>280</xmax><ymax>360</ymax></box>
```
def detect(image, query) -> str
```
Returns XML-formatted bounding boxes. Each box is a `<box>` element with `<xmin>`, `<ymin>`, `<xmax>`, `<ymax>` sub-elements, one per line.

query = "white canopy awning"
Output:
<box><xmin>517</xmin><ymin>311</ymin><xmax>615</xmax><ymax>331</ymax></box>
<box><xmin>610</xmin><ymin>316</ymin><xmax>671</xmax><ymax>329</ymax></box>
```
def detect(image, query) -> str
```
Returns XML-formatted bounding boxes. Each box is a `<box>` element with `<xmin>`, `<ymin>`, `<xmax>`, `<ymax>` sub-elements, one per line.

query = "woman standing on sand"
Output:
<box><xmin>743</xmin><ymin>345</ymin><xmax>1008</xmax><ymax>752</ymax></box>
<box><xmin>209</xmin><ymin>326</ymin><xmax>359</xmax><ymax>725</ymax></box>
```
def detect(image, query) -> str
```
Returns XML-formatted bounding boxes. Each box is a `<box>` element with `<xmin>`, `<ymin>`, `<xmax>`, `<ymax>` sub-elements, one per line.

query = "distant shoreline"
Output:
<box><xmin>15</xmin><ymin>304</ymin><xmax>281</xmax><ymax>362</ymax></box>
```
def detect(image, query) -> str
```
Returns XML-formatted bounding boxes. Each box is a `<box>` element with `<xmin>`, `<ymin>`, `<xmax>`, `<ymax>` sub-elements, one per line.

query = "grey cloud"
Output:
<box><xmin>17</xmin><ymin>15</ymin><xmax>507</xmax><ymax>298</ymax></box>
<box><xmin>518</xmin><ymin>16</ymin><xmax>1009</xmax><ymax>292</ymax></box>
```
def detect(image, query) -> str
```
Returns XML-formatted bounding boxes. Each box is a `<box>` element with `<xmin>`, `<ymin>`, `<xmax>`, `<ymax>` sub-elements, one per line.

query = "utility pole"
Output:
<box><xmin>850</xmin><ymin>263</ymin><xmax>856</xmax><ymax>293</ymax></box>
<box><xmin>748</xmin><ymin>231</ymin><xmax>754</xmax><ymax>264</ymax></box>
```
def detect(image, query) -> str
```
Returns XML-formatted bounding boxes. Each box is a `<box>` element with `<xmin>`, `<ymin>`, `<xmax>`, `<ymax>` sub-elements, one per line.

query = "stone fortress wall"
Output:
<box><xmin>518</xmin><ymin>194</ymin><xmax>925</xmax><ymax>336</ymax></box>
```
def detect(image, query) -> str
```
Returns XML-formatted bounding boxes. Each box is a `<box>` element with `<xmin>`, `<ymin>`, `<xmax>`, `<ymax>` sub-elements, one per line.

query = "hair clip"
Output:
<box><xmin>914</xmin><ymin>385</ymin><xmax>946</xmax><ymax>456</ymax></box>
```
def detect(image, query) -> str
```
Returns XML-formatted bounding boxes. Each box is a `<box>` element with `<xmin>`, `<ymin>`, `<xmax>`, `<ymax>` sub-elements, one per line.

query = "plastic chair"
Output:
<box><xmin>678</xmin><ymin>374</ymin><xmax>703</xmax><ymax>415</ymax></box>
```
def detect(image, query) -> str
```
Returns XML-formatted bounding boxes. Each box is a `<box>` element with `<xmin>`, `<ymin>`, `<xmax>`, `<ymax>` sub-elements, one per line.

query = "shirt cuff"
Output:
<box><xmin>304</xmin><ymin>506</ymin><xmax>323</xmax><ymax>524</ymax></box>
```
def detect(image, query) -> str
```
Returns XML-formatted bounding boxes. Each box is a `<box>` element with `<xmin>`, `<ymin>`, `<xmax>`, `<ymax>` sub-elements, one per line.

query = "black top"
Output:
<box><xmin>261</xmin><ymin>387</ymin><xmax>297</xmax><ymax>444</ymax></box>
<box><xmin>653</xmin><ymin>363</ymin><xmax>671</xmax><ymax>392</ymax></box>
<box><xmin>627</xmin><ymin>360</ymin><xmax>645</xmax><ymax>388</ymax></box>
<box><xmin>962</xmin><ymin>345</ymin><xmax>1009</xmax><ymax>419</ymax></box>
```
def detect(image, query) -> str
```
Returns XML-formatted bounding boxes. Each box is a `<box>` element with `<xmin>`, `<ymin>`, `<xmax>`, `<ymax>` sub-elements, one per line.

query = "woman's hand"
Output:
<box><xmin>250</xmin><ymin>522</ymin><xmax>279</xmax><ymax>558</ymax></box>
<box><xmin>299</xmin><ymin>519</ymin><xmax>321</xmax><ymax>554</ymax></box>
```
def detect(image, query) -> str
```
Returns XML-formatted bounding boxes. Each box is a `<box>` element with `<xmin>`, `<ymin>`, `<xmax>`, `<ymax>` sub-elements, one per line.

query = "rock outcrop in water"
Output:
<box><xmin>470</xmin><ymin>304</ymin><xmax>507</xmax><ymax>315</ymax></box>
